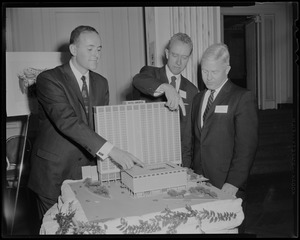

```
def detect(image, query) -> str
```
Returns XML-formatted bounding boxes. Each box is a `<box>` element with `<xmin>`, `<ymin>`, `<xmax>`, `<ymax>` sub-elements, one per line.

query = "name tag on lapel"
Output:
<box><xmin>179</xmin><ymin>90</ymin><xmax>187</xmax><ymax>99</ymax></box>
<box><xmin>215</xmin><ymin>105</ymin><xmax>228</xmax><ymax>113</ymax></box>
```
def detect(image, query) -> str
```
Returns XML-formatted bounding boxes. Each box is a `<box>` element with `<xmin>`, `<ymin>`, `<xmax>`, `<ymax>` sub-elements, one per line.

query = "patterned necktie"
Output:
<box><xmin>170</xmin><ymin>76</ymin><xmax>176</xmax><ymax>88</ymax></box>
<box><xmin>81</xmin><ymin>75</ymin><xmax>89</xmax><ymax>115</ymax></box>
<box><xmin>203</xmin><ymin>90</ymin><xmax>215</xmax><ymax>122</ymax></box>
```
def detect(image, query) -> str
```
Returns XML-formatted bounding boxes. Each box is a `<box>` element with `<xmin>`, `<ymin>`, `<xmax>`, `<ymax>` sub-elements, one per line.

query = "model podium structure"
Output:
<box><xmin>93</xmin><ymin>102</ymin><xmax>187</xmax><ymax>197</ymax></box>
<box><xmin>121</xmin><ymin>162</ymin><xmax>187</xmax><ymax>198</ymax></box>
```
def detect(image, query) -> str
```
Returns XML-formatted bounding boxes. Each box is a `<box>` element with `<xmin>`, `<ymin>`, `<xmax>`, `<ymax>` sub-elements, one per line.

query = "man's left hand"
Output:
<box><xmin>221</xmin><ymin>183</ymin><xmax>238</xmax><ymax>197</ymax></box>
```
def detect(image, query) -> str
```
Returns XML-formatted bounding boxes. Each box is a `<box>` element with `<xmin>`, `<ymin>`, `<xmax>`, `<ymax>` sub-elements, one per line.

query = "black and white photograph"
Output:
<box><xmin>2</xmin><ymin>1</ymin><xmax>298</xmax><ymax>238</ymax></box>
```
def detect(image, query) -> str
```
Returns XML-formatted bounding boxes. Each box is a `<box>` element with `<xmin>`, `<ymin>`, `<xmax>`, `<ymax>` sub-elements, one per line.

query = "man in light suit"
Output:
<box><xmin>182</xmin><ymin>43</ymin><xmax>258</xmax><ymax>232</ymax></box>
<box><xmin>28</xmin><ymin>26</ymin><xmax>143</xmax><ymax>222</ymax></box>
<box><xmin>132</xmin><ymin>33</ymin><xmax>199</xmax><ymax>158</ymax></box>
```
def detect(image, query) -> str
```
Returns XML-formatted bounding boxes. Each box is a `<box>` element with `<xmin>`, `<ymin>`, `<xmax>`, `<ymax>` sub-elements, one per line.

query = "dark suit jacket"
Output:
<box><xmin>132</xmin><ymin>65</ymin><xmax>199</xmax><ymax>151</ymax></box>
<box><xmin>182</xmin><ymin>80</ymin><xmax>258</xmax><ymax>192</ymax></box>
<box><xmin>28</xmin><ymin>63</ymin><xmax>109</xmax><ymax>199</ymax></box>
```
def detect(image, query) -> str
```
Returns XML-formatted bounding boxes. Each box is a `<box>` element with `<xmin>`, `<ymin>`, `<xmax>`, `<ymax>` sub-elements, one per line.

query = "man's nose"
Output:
<box><xmin>207</xmin><ymin>71</ymin><xmax>213</xmax><ymax>79</ymax></box>
<box><xmin>93</xmin><ymin>50</ymin><xmax>100</xmax><ymax>58</ymax></box>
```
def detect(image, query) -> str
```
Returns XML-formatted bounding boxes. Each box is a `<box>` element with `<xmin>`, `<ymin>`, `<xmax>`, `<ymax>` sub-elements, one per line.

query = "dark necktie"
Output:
<box><xmin>81</xmin><ymin>75</ymin><xmax>89</xmax><ymax>115</ymax></box>
<box><xmin>170</xmin><ymin>76</ymin><xmax>176</xmax><ymax>88</ymax></box>
<box><xmin>203</xmin><ymin>90</ymin><xmax>215</xmax><ymax>122</ymax></box>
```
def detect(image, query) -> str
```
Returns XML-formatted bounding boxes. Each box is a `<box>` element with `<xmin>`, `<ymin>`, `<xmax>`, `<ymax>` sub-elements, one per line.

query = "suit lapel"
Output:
<box><xmin>179</xmin><ymin>75</ymin><xmax>187</xmax><ymax>90</ymax></box>
<box><xmin>212</xmin><ymin>80</ymin><xmax>233</xmax><ymax>106</ymax></box>
<box><xmin>196</xmin><ymin>91</ymin><xmax>206</xmax><ymax>133</ymax></box>
<box><xmin>88</xmin><ymin>73</ymin><xmax>98</xmax><ymax>128</ymax></box>
<box><xmin>201</xmin><ymin>80</ymin><xmax>233</xmax><ymax>132</ymax></box>
<box><xmin>203</xmin><ymin>91</ymin><xmax>217</xmax><ymax>122</ymax></box>
<box><xmin>161</xmin><ymin>66</ymin><xmax>170</xmax><ymax>84</ymax></box>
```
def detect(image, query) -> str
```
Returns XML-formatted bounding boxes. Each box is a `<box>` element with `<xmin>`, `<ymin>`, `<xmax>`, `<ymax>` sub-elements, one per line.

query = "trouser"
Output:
<box><xmin>35</xmin><ymin>193</ymin><xmax>57</xmax><ymax>224</ymax></box>
<box><xmin>236</xmin><ymin>190</ymin><xmax>247</xmax><ymax>234</ymax></box>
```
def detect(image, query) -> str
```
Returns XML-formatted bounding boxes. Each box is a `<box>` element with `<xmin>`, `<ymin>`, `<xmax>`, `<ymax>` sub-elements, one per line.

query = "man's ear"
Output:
<box><xmin>226</xmin><ymin>65</ymin><xmax>231</xmax><ymax>75</ymax></box>
<box><xmin>165</xmin><ymin>49</ymin><xmax>169</xmax><ymax>60</ymax></box>
<box><xmin>69</xmin><ymin>44</ymin><xmax>77</xmax><ymax>56</ymax></box>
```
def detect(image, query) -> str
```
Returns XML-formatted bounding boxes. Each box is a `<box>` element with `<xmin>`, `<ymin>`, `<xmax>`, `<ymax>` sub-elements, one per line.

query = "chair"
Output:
<box><xmin>6</xmin><ymin>135</ymin><xmax>32</xmax><ymax>188</ymax></box>
<box><xmin>5</xmin><ymin>114</ymin><xmax>31</xmax><ymax>235</ymax></box>
<box><xmin>5</xmin><ymin>135</ymin><xmax>32</xmax><ymax>234</ymax></box>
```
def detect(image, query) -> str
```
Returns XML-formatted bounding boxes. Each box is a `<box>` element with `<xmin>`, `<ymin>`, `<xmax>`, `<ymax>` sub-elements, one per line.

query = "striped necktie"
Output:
<box><xmin>170</xmin><ymin>76</ymin><xmax>176</xmax><ymax>88</ymax></box>
<box><xmin>81</xmin><ymin>75</ymin><xmax>89</xmax><ymax>115</ymax></box>
<box><xmin>203</xmin><ymin>90</ymin><xmax>215</xmax><ymax>122</ymax></box>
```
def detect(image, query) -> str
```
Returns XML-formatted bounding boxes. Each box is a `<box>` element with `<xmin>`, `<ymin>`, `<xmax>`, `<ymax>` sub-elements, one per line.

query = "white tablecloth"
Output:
<box><xmin>40</xmin><ymin>179</ymin><xmax>244</xmax><ymax>234</ymax></box>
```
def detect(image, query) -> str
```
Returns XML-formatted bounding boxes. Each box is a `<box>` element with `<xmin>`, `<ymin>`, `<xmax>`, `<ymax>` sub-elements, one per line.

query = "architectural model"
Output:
<box><xmin>121</xmin><ymin>162</ymin><xmax>187</xmax><ymax>198</ymax></box>
<box><xmin>94</xmin><ymin>102</ymin><xmax>182</xmax><ymax>182</ymax></box>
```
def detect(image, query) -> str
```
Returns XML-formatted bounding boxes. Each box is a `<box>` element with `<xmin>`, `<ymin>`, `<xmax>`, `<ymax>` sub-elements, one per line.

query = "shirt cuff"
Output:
<box><xmin>96</xmin><ymin>142</ymin><xmax>114</xmax><ymax>160</ymax></box>
<box><xmin>153</xmin><ymin>85</ymin><xmax>164</xmax><ymax>97</ymax></box>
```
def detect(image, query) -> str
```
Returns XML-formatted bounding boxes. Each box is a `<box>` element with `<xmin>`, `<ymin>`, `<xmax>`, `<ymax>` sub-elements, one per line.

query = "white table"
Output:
<box><xmin>40</xmin><ymin>179</ymin><xmax>244</xmax><ymax>234</ymax></box>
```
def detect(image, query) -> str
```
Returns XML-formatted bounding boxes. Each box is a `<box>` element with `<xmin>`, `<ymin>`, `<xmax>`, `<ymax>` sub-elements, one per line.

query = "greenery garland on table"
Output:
<box><xmin>54</xmin><ymin>202</ymin><xmax>237</xmax><ymax>234</ymax></box>
<box><xmin>54</xmin><ymin>201</ymin><xmax>108</xmax><ymax>234</ymax></box>
<box><xmin>116</xmin><ymin>205</ymin><xmax>237</xmax><ymax>234</ymax></box>
<box><xmin>54</xmin><ymin>202</ymin><xmax>77</xmax><ymax>234</ymax></box>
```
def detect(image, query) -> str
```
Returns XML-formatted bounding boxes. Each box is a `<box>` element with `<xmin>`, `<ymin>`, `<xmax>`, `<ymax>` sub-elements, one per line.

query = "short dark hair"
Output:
<box><xmin>69</xmin><ymin>25</ymin><xmax>99</xmax><ymax>45</ymax></box>
<box><xmin>166</xmin><ymin>32</ymin><xmax>193</xmax><ymax>55</ymax></box>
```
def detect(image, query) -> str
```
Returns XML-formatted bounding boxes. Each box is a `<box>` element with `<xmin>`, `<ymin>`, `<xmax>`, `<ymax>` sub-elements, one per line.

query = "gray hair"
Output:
<box><xmin>166</xmin><ymin>32</ymin><xmax>193</xmax><ymax>55</ymax></box>
<box><xmin>201</xmin><ymin>43</ymin><xmax>230</xmax><ymax>66</ymax></box>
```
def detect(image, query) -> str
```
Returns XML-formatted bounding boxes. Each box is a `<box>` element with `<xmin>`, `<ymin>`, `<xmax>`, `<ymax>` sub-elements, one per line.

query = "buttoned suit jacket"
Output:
<box><xmin>132</xmin><ymin>65</ymin><xmax>199</xmax><ymax>151</ymax></box>
<box><xmin>28</xmin><ymin>63</ymin><xmax>109</xmax><ymax>199</ymax></box>
<box><xmin>182</xmin><ymin>80</ymin><xmax>258</xmax><ymax>191</ymax></box>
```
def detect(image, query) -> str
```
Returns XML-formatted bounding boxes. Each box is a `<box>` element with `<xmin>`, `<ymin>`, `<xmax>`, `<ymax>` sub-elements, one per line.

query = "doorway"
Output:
<box><xmin>223</xmin><ymin>15</ymin><xmax>258</xmax><ymax>98</ymax></box>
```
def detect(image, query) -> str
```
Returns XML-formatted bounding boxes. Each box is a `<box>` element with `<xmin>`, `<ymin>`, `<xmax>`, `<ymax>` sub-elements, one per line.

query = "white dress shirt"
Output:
<box><xmin>200</xmin><ymin>79</ymin><xmax>228</xmax><ymax>127</ymax></box>
<box><xmin>69</xmin><ymin>60</ymin><xmax>113</xmax><ymax>160</ymax></box>
<box><xmin>153</xmin><ymin>65</ymin><xmax>181</xmax><ymax>96</ymax></box>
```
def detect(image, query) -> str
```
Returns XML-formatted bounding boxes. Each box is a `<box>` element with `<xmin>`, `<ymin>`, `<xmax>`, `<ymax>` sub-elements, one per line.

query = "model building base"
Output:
<box><xmin>40</xmin><ymin>178</ymin><xmax>244</xmax><ymax>234</ymax></box>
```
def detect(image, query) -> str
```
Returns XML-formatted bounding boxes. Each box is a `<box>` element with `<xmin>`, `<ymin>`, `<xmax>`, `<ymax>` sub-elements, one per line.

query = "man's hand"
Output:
<box><xmin>108</xmin><ymin>146</ymin><xmax>145</xmax><ymax>170</ymax></box>
<box><xmin>221</xmin><ymin>183</ymin><xmax>238</xmax><ymax>197</ymax></box>
<box><xmin>161</xmin><ymin>83</ymin><xmax>186</xmax><ymax>116</ymax></box>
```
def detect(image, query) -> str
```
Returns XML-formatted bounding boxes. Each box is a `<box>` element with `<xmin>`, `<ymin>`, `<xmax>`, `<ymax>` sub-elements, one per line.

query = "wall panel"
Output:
<box><xmin>264</xmin><ymin>15</ymin><xmax>275</xmax><ymax>104</ymax></box>
<box><xmin>170</xmin><ymin>6</ymin><xmax>221</xmax><ymax>87</ymax></box>
<box><xmin>5</xmin><ymin>7</ymin><xmax>145</xmax><ymax>105</ymax></box>
<box><xmin>146</xmin><ymin>7</ymin><xmax>220</xmax><ymax>88</ymax></box>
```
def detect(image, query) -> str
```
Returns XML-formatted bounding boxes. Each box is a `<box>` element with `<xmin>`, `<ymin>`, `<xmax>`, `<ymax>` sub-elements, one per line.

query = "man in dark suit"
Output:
<box><xmin>132</xmin><ymin>33</ymin><xmax>199</xmax><ymax>158</ymax></box>
<box><xmin>182</xmin><ymin>43</ymin><xmax>258</xmax><ymax>232</ymax></box>
<box><xmin>28</xmin><ymin>25</ymin><xmax>143</xmax><ymax>222</ymax></box>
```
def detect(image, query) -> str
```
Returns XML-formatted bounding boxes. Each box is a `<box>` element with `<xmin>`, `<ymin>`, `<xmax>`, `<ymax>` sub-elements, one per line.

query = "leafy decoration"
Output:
<box><xmin>205</xmin><ymin>182</ymin><xmax>212</xmax><ymax>187</ymax></box>
<box><xmin>54</xmin><ymin>201</ymin><xmax>107</xmax><ymax>234</ymax></box>
<box><xmin>186</xmin><ymin>168</ymin><xmax>204</xmax><ymax>181</ymax></box>
<box><xmin>73</xmin><ymin>220</ymin><xmax>108</xmax><ymax>234</ymax></box>
<box><xmin>116</xmin><ymin>205</ymin><xmax>237</xmax><ymax>234</ymax></box>
<box><xmin>53</xmin><ymin>198</ymin><xmax>237</xmax><ymax>234</ymax></box>
<box><xmin>167</xmin><ymin>189</ymin><xmax>187</xmax><ymax>198</ymax></box>
<box><xmin>167</xmin><ymin>185</ymin><xmax>218</xmax><ymax>199</ymax></box>
<box><xmin>54</xmin><ymin>201</ymin><xmax>76</xmax><ymax>234</ymax></box>
<box><xmin>188</xmin><ymin>186</ymin><xmax>218</xmax><ymax>198</ymax></box>
<box><xmin>83</xmin><ymin>178</ymin><xmax>110</xmax><ymax>198</ymax></box>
